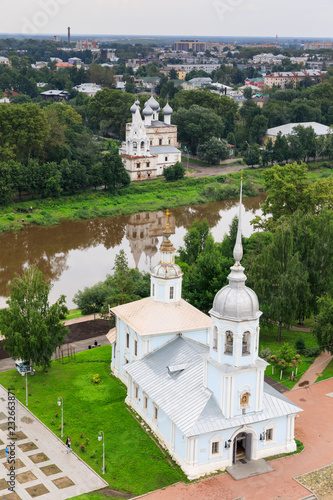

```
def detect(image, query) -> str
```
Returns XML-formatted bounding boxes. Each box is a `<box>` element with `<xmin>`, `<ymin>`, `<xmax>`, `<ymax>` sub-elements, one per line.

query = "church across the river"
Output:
<box><xmin>120</xmin><ymin>96</ymin><xmax>181</xmax><ymax>180</ymax></box>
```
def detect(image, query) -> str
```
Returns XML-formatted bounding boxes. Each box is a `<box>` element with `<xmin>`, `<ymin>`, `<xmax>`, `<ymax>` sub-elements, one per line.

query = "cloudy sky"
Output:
<box><xmin>1</xmin><ymin>0</ymin><xmax>332</xmax><ymax>38</ymax></box>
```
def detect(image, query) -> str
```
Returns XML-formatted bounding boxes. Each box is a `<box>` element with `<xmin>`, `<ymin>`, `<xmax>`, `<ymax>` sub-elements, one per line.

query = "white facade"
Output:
<box><xmin>110</xmin><ymin>187</ymin><xmax>301</xmax><ymax>479</ymax></box>
<box><xmin>120</xmin><ymin>96</ymin><xmax>181</xmax><ymax>181</ymax></box>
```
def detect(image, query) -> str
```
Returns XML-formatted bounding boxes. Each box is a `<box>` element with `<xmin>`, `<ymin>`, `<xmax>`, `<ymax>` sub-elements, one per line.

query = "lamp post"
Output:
<box><xmin>23</xmin><ymin>372</ymin><xmax>28</xmax><ymax>406</ymax></box>
<box><xmin>98</xmin><ymin>431</ymin><xmax>105</xmax><ymax>475</ymax></box>
<box><xmin>57</xmin><ymin>397</ymin><xmax>63</xmax><ymax>438</ymax></box>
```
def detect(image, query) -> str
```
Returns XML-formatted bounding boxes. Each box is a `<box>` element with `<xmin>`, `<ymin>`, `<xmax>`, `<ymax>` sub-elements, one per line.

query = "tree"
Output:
<box><xmin>169</xmin><ymin>68</ymin><xmax>178</xmax><ymax>80</ymax></box>
<box><xmin>0</xmin><ymin>266</ymin><xmax>68</xmax><ymax>370</ymax></box>
<box><xmin>197</xmin><ymin>137</ymin><xmax>230</xmax><ymax>164</ymax></box>
<box><xmin>172</xmin><ymin>105</ymin><xmax>224</xmax><ymax>154</ymax></box>
<box><xmin>248</xmin><ymin>224</ymin><xmax>310</xmax><ymax>341</ymax></box>
<box><xmin>73</xmin><ymin>250</ymin><xmax>150</xmax><ymax>313</ymax></box>
<box><xmin>182</xmin><ymin>236</ymin><xmax>232</xmax><ymax>313</ymax></box>
<box><xmin>250</xmin><ymin>115</ymin><xmax>268</xmax><ymax>144</ymax></box>
<box><xmin>163</xmin><ymin>162</ymin><xmax>185</xmax><ymax>181</ymax></box>
<box><xmin>243</xmin><ymin>87</ymin><xmax>253</xmax><ymax>100</ymax></box>
<box><xmin>273</xmin><ymin>132</ymin><xmax>289</xmax><ymax>164</ymax></box>
<box><xmin>100</xmin><ymin>149</ymin><xmax>130</xmax><ymax>192</ymax></box>
<box><xmin>244</xmin><ymin>145</ymin><xmax>260</xmax><ymax>167</ymax></box>
<box><xmin>178</xmin><ymin>218</ymin><xmax>210</xmax><ymax>265</ymax></box>
<box><xmin>312</xmin><ymin>295</ymin><xmax>333</xmax><ymax>354</ymax></box>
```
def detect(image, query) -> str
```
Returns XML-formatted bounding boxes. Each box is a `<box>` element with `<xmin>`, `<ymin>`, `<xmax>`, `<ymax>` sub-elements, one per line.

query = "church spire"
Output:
<box><xmin>233</xmin><ymin>170</ymin><xmax>243</xmax><ymax>264</ymax></box>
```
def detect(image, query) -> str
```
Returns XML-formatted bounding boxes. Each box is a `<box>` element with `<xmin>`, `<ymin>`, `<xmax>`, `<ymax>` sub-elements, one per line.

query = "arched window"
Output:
<box><xmin>141</xmin><ymin>141</ymin><xmax>145</xmax><ymax>148</ymax></box>
<box><xmin>224</xmin><ymin>330</ymin><xmax>233</xmax><ymax>354</ymax></box>
<box><xmin>242</xmin><ymin>331</ymin><xmax>251</xmax><ymax>356</ymax></box>
<box><xmin>213</xmin><ymin>327</ymin><xmax>218</xmax><ymax>351</ymax></box>
<box><xmin>133</xmin><ymin>141</ymin><xmax>137</xmax><ymax>150</ymax></box>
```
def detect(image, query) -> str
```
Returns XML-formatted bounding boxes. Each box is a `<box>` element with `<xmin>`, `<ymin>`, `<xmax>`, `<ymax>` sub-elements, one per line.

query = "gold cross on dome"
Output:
<box><xmin>164</xmin><ymin>209</ymin><xmax>172</xmax><ymax>230</ymax></box>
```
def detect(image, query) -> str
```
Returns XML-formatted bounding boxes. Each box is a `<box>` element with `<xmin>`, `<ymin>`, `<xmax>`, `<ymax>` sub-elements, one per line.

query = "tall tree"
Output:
<box><xmin>178</xmin><ymin>218</ymin><xmax>210</xmax><ymax>265</ymax></box>
<box><xmin>0</xmin><ymin>266</ymin><xmax>68</xmax><ymax>370</ymax></box>
<box><xmin>248</xmin><ymin>224</ymin><xmax>310</xmax><ymax>341</ymax></box>
<box><xmin>312</xmin><ymin>295</ymin><xmax>333</xmax><ymax>355</ymax></box>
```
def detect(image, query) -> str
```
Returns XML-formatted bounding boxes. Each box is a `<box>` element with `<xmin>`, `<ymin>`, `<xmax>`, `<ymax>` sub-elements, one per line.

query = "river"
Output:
<box><xmin>0</xmin><ymin>195</ymin><xmax>265</xmax><ymax>309</ymax></box>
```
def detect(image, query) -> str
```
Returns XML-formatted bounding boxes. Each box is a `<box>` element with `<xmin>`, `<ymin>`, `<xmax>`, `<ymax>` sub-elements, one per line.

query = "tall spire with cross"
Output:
<box><xmin>233</xmin><ymin>170</ymin><xmax>243</xmax><ymax>264</ymax></box>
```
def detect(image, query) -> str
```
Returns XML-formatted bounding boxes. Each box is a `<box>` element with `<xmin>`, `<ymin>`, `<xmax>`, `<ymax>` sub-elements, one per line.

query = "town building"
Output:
<box><xmin>120</xmin><ymin>97</ymin><xmax>181</xmax><ymax>181</ymax></box>
<box><xmin>245</xmin><ymin>78</ymin><xmax>265</xmax><ymax>89</ymax></box>
<box><xmin>173</xmin><ymin>40</ymin><xmax>206</xmax><ymax>52</ymax></box>
<box><xmin>167</xmin><ymin>63</ymin><xmax>220</xmax><ymax>75</ymax></box>
<box><xmin>75</xmin><ymin>39</ymin><xmax>99</xmax><ymax>51</ymax></box>
<box><xmin>73</xmin><ymin>83</ymin><xmax>102</xmax><ymax>97</ymax></box>
<box><xmin>182</xmin><ymin>77</ymin><xmax>213</xmax><ymax>90</ymax></box>
<box><xmin>0</xmin><ymin>57</ymin><xmax>11</xmax><ymax>66</ymax></box>
<box><xmin>110</xmin><ymin>188</ymin><xmax>301</xmax><ymax>479</ymax></box>
<box><xmin>264</xmin><ymin>70</ymin><xmax>325</xmax><ymax>89</ymax></box>
<box><xmin>40</xmin><ymin>90</ymin><xmax>70</xmax><ymax>102</ymax></box>
<box><xmin>264</xmin><ymin>122</ymin><xmax>331</xmax><ymax>144</ymax></box>
<box><xmin>304</xmin><ymin>41</ymin><xmax>333</xmax><ymax>50</ymax></box>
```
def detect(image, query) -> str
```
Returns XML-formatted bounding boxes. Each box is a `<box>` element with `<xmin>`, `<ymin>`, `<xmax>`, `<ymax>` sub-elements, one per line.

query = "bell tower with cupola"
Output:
<box><xmin>205</xmin><ymin>174</ymin><xmax>267</xmax><ymax>418</ymax></box>
<box><xmin>150</xmin><ymin>210</ymin><xmax>183</xmax><ymax>303</ymax></box>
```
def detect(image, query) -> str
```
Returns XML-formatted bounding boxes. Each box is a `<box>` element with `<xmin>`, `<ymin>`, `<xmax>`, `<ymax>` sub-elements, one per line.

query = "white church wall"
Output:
<box><xmin>182</xmin><ymin>328</ymin><xmax>210</xmax><ymax>345</ymax></box>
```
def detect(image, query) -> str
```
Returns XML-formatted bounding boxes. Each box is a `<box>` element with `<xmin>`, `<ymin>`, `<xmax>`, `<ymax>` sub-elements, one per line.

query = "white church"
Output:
<box><xmin>110</xmin><ymin>186</ymin><xmax>301</xmax><ymax>479</ymax></box>
<box><xmin>120</xmin><ymin>96</ymin><xmax>182</xmax><ymax>180</ymax></box>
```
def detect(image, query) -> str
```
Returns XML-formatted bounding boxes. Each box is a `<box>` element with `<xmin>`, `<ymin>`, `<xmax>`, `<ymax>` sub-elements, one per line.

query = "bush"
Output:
<box><xmin>295</xmin><ymin>337</ymin><xmax>306</xmax><ymax>353</ymax></box>
<box><xmin>260</xmin><ymin>348</ymin><xmax>271</xmax><ymax>360</ymax></box>
<box><xmin>92</xmin><ymin>374</ymin><xmax>101</xmax><ymax>384</ymax></box>
<box><xmin>163</xmin><ymin>162</ymin><xmax>185</xmax><ymax>181</ymax></box>
<box><xmin>7</xmin><ymin>215</ymin><xmax>14</xmax><ymax>221</ymax></box>
<box><xmin>304</xmin><ymin>346</ymin><xmax>321</xmax><ymax>357</ymax></box>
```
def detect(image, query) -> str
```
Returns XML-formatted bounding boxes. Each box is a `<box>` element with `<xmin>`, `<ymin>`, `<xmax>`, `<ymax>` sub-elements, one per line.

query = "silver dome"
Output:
<box><xmin>151</xmin><ymin>263</ymin><xmax>183</xmax><ymax>279</ymax></box>
<box><xmin>211</xmin><ymin>280</ymin><xmax>260</xmax><ymax>321</ymax></box>
<box><xmin>147</xmin><ymin>95</ymin><xmax>160</xmax><ymax>111</ymax></box>
<box><xmin>130</xmin><ymin>102</ymin><xmax>137</xmax><ymax>114</ymax></box>
<box><xmin>163</xmin><ymin>102</ymin><xmax>173</xmax><ymax>115</ymax></box>
<box><xmin>143</xmin><ymin>104</ymin><xmax>153</xmax><ymax>116</ymax></box>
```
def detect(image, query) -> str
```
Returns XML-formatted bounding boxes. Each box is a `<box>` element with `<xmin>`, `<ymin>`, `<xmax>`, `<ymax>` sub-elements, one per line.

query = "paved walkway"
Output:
<box><xmin>138</xmin><ymin>378</ymin><xmax>333</xmax><ymax>500</ymax></box>
<box><xmin>292</xmin><ymin>351</ymin><xmax>333</xmax><ymax>390</ymax></box>
<box><xmin>0</xmin><ymin>385</ymin><xmax>107</xmax><ymax>499</ymax></box>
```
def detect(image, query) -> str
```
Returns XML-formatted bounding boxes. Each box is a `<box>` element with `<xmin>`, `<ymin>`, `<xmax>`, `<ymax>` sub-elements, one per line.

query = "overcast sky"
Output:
<box><xmin>1</xmin><ymin>0</ymin><xmax>332</xmax><ymax>38</ymax></box>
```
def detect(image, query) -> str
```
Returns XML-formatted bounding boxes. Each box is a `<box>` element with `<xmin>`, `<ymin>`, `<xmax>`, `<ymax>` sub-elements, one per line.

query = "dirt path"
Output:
<box><xmin>186</xmin><ymin>162</ymin><xmax>247</xmax><ymax>178</ymax></box>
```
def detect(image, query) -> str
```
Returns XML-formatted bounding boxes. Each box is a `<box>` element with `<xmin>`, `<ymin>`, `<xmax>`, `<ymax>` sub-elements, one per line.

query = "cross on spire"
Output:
<box><xmin>164</xmin><ymin>209</ymin><xmax>172</xmax><ymax>230</ymax></box>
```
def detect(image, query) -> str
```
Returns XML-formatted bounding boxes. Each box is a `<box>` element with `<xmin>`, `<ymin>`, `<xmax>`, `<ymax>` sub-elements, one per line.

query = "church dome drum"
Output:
<box><xmin>211</xmin><ymin>274</ymin><xmax>260</xmax><ymax>321</ymax></box>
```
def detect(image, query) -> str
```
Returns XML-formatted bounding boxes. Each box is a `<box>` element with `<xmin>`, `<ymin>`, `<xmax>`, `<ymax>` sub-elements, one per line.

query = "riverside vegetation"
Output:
<box><xmin>0</xmin><ymin>162</ymin><xmax>332</xmax><ymax>234</ymax></box>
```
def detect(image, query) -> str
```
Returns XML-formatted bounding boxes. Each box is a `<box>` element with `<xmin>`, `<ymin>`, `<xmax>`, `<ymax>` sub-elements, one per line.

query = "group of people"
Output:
<box><xmin>66</xmin><ymin>436</ymin><xmax>72</xmax><ymax>453</ymax></box>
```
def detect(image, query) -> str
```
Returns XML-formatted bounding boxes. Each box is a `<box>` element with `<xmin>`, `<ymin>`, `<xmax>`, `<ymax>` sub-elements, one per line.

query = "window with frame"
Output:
<box><xmin>242</xmin><ymin>331</ymin><xmax>251</xmax><ymax>355</ymax></box>
<box><xmin>211</xmin><ymin>441</ymin><xmax>219</xmax><ymax>455</ymax></box>
<box><xmin>266</xmin><ymin>428</ymin><xmax>273</xmax><ymax>441</ymax></box>
<box><xmin>134</xmin><ymin>383</ymin><xmax>139</xmax><ymax>400</ymax></box>
<box><xmin>159</xmin><ymin>139</ymin><xmax>162</xmax><ymax>145</ymax></box>
<box><xmin>126</xmin><ymin>332</ymin><xmax>129</xmax><ymax>349</ymax></box>
<box><xmin>165</xmin><ymin>156</ymin><xmax>168</xmax><ymax>161</ymax></box>
<box><xmin>224</xmin><ymin>331</ymin><xmax>233</xmax><ymax>354</ymax></box>
<box><xmin>153</xmin><ymin>404</ymin><xmax>158</xmax><ymax>421</ymax></box>
<box><xmin>113</xmin><ymin>343</ymin><xmax>116</xmax><ymax>358</ymax></box>
<box><xmin>152</xmin><ymin>283</ymin><xmax>155</xmax><ymax>296</ymax></box>
<box><xmin>134</xmin><ymin>340</ymin><xmax>138</xmax><ymax>356</ymax></box>
<box><xmin>143</xmin><ymin>393</ymin><xmax>148</xmax><ymax>411</ymax></box>
<box><xmin>169</xmin><ymin>287</ymin><xmax>174</xmax><ymax>299</ymax></box>
<box><xmin>136</xmin><ymin>163</ymin><xmax>140</xmax><ymax>169</ymax></box>
<box><xmin>213</xmin><ymin>327</ymin><xmax>218</xmax><ymax>351</ymax></box>
<box><xmin>146</xmin><ymin>162</ymin><xmax>150</xmax><ymax>168</ymax></box>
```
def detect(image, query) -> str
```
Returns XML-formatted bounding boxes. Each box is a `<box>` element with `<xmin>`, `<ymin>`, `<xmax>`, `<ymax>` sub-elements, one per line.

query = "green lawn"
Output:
<box><xmin>0</xmin><ymin>346</ymin><xmax>186</xmax><ymax>498</ymax></box>
<box><xmin>316</xmin><ymin>359</ymin><xmax>333</xmax><ymax>383</ymax></box>
<box><xmin>65</xmin><ymin>309</ymin><xmax>85</xmax><ymax>320</ymax></box>
<box><xmin>259</xmin><ymin>324</ymin><xmax>319</xmax><ymax>389</ymax></box>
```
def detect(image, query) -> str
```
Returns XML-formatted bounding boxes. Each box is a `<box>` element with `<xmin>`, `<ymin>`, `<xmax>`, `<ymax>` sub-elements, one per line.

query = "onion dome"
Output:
<box><xmin>162</xmin><ymin>102</ymin><xmax>173</xmax><ymax>115</ymax></box>
<box><xmin>150</xmin><ymin>210</ymin><xmax>183</xmax><ymax>280</ymax></box>
<box><xmin>143</xmin><ymin>104</ymin><xmax>153</xmax><ymax>116</ymax></box>
<box><xmin>147</xmin><ymin>95</ymin><xmax>160</xmax><ymax>112</ymax></box>
<box><xmin>135</xmin><ymin>99</ymin><xmax>141</xmax><ymax>111</ymax></box>
<box><xmin>210</xmin><ymin>175</ymin><xmax>260</xmax><ymax>322</ymax></box>
<box><xmin>130</xmin><ymin>102</ymin><xmax>137</xmax><ymax>114</ymax></box>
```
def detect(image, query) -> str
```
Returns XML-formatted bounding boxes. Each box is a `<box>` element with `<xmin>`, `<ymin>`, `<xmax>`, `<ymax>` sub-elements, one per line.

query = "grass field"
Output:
<box><xmin>0</xmin><ymin>346</ymin><xmax>186</xmax><ymax>498</ymax></box>
<box><xmin>316</xmin><ymin>359</ymin><xmax>333</xmax><ymax>382</ymax></box>
<box><xmin>65</xmin><ymin>309</ymin><xmax>86</xmax><ymax>320</ymax></box>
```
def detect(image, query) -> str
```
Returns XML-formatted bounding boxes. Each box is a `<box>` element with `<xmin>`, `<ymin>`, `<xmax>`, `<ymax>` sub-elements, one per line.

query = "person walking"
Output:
<box><xmin>5</xmin><ymin>446</ymin><xmax>9</xmax><ymax>462</ymax></box>
<box><xmin>66</xmin><ymin>436</ymin><xmax>71</xmax><ymax>454</ymax></box>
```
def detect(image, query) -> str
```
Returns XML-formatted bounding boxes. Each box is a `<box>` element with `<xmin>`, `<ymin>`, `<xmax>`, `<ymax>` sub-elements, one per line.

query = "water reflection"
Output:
<box><xmin>0</xmin><ymin>195</ymin><xmax>265</xmax><ymax>308</ymax></box>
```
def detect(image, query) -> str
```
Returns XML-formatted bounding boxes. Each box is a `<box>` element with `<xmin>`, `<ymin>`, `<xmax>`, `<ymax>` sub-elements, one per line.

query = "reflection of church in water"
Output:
<box><xmin>126</xmin><ymin>211</ymin><xmax>175</xmax><ymax>268</ymax></box>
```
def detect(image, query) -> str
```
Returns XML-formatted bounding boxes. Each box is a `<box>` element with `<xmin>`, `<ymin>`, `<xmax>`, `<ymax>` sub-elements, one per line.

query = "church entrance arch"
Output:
<box><xmin>233</xmin><ymin>431</ymin><xmax>252</xmax><ymax>463</ymax></box>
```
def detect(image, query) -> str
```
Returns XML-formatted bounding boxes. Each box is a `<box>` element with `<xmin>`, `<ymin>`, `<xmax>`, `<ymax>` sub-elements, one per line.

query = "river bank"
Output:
<box><xmin>0</xmin><ymin>163</ymin><xmax>331</xmax><ymax>235</ymax></box>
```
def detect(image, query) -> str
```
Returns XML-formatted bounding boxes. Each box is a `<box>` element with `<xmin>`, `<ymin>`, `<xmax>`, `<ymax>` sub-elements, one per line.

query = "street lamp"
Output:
<box><xmin>20</xmin><ymin>371</ymin><xmax>28</xmax><ymax>406</ymax></box>
<box><xmin>98</xmin><ymin>431</ymin><xmax>105</xmax><ymax>475</ymax></box>
<box><xmin>57</xmin><ymin>397</ymin><xmax>63</xmax><ymax>438</ymax></box>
